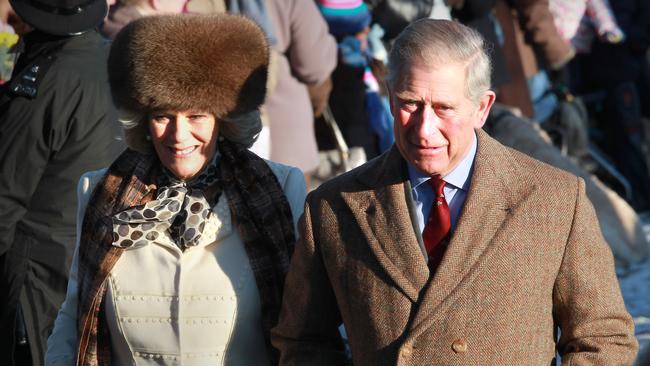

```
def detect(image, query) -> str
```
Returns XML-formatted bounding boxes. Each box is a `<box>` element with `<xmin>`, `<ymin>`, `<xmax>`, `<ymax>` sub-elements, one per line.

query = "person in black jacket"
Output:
<box><xmin>0</xmin><ymin>0</ymin><xmax>122</xmax><ymax>365</ymax></box>
<box><xmin>570</xmin><ymin>0</ymin><xmax>650</xmax><ymax>210</ymax></box>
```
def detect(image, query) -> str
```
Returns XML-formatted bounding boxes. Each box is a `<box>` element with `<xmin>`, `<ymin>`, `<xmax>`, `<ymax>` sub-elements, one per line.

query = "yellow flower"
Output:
<box><xmin>0</xmin><ymin>32</ymin><xmax>19</xmax><ymax>48</ymax></box>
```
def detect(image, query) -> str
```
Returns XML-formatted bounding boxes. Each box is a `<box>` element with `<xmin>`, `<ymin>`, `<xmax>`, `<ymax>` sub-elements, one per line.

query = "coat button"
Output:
<box><xmin>451</xmin><ymin>339</ymin><xmax>467</xmax><ymax>353</ymax></box>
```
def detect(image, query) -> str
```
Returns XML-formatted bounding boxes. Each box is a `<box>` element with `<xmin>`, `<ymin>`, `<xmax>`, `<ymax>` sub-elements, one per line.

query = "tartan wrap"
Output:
<box><xmin>219</xmin><ymin>141</ymin><xmax>296</xmax><ymax>364</ymax></box>
<box><xmin>75</xmin><ymin>141</ymin><xmax>295</xmax><ymax>365</ymax></box>
<box><xmin>76</xmin><ymin>149</ymin><xmax>158</xmax><ymax>366</ymax></box>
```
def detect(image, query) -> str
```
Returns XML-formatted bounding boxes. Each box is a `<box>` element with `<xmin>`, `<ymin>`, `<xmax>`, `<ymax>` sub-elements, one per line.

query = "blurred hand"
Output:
<box><xmin>600</xmin><ymin>30</ymin><xmax>625</xmax><ymax>44</ymax></box>
<box><xmin>549</xmin><ymin>45</ymin><xmax>575</xmax><ymax>71</ymax></box>
<box><xmin>308</xmin><ymin>77</ymin><xmax>332</xmax><ymax>118</ymax></box>
<box><xmin>101</xmin><ymin>5</ymin><xmax>142</xmax><ymax>39</ymax></box>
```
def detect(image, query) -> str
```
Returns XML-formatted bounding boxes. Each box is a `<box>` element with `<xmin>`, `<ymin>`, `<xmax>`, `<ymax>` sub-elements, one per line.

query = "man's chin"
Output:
<box><xmin>412</xmin><ymin>161</ymin><xmax>448</xmax><ymax>177</ymax></box>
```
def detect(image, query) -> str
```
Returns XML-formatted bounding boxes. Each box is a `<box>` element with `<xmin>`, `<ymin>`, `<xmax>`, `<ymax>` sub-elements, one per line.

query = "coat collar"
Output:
<box><xmin>342</xmin><ymin>145</ymin><xmax>429</xmax><ymax>302</ymax></box>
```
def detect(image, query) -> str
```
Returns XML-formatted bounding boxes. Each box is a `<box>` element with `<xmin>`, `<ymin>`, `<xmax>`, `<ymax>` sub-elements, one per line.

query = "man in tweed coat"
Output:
<box><xmin>272</xmin><ymin>19</ymin><xmax>638</xmax><ymax>365</ymax></box>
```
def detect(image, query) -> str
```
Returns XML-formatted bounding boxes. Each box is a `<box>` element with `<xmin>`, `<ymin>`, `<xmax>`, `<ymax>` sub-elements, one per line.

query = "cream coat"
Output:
<box><xmin>45</xmin><ymin>160</ymin><xmax>306</xmax><ymax>365</ymax></box>
<box><xmin>103</xmin><ymin>192</ymin><xmax>270</xmax><ymax>365</ymax></box>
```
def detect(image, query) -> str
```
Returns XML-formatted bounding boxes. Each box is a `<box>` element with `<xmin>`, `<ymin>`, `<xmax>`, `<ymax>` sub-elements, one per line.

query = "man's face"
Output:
<box><xmin>390</xmin><ymin>61</ymin><xmax>494</xmax><ymax>177</ymax></box>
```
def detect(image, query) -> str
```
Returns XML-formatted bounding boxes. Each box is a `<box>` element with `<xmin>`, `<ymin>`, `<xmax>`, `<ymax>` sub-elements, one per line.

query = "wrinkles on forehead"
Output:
<box><xmin>391</xmin><ymin>59</ymin><xmax>469</xmax><ymax>90</ymax></box>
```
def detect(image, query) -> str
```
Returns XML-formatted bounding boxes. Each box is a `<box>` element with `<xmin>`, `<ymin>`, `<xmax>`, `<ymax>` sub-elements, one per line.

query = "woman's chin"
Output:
<box><xmin>164</xmin><ymin>162</ymin><xmax>203</xmax><ymax>181</ymax></box>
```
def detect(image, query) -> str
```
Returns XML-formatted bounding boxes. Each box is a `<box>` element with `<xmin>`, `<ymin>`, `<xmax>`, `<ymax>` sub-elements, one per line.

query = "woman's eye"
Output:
<box><xmin>189</xmin><ymin>115</ymin><xmax>208</xmax><ymax>122</ymax></box>
<box><xmin>152</xmin><ymin>115</ymin><xmax>170</xmax><ymax>123</ymax></box>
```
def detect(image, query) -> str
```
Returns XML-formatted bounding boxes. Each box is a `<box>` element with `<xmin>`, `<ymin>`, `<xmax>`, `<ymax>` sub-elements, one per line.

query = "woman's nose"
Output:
<box><xmin>170</xmin><ymin>116</ymin><xmax>191</xmax><ymax>142</ymax></box>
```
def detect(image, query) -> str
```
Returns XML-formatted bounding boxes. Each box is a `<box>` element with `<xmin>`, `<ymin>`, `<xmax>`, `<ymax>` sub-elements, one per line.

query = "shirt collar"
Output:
<box><xmin>408</xmin><ymin>131</ymin><xmax>477</xmax><ymax>191</ymax></box>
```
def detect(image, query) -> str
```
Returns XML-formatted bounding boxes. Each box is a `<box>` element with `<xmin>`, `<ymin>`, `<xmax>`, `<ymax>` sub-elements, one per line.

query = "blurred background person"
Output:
<box><xmin>246</xmin><ymin>0</ymin><xmax>337</xmax><ymax>188</ymax></box>
<box><xmin>0</xmin><ymin>0</ymin><xmax>122</xmax><ymax>365</ymax></box>
<box><xmin>567</xmin><ymin>0</ymin><xmax>650</xmax><ymax>211</ymax></box>
<box><xmin>0</xmin><ymin>0</ymin><xmax>19</xmax><ymax>84</ymax></box>
<box><xmin>315</xmin><ymin>0</ymin><xmax>391</xmax><ymax>162</ymax></box>
<box><xmin>101</xmin><ymin>0</ymin><xmax>188</xmax><ymax>38</ymax></box>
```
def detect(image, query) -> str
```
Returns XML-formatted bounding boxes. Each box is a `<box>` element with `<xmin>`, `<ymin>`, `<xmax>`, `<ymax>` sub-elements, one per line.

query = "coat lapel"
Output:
<box><xmin>341</xmin><ymin>147</ymin><xmax>429</xmax><ymax>302</ymax></box>
<box><xmin>406</xmin><ymin>129</ymin><xmax>538</xmax><ymax>338</ymax></box>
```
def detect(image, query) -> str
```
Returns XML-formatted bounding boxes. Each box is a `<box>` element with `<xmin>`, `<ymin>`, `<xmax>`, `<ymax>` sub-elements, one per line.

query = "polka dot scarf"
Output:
<box><xmin>111</xmin><ymin>153</ymin><xmax>221</xmax><ymax>250</ymax></box>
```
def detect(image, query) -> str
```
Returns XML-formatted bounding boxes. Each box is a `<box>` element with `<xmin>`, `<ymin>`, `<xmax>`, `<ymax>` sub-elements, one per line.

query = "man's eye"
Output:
<box><xmin>435</xmin><ymin>105</ymin><xmax>455</xmax><ymax>115</ymax></box>
<box><xmin>401</xmin><ymin>100</ymin><xmax>419</xmax><ymax>111</ymax></box>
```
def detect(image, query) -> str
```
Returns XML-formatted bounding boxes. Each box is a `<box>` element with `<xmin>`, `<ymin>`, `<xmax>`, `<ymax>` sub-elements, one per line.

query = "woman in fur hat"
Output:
<box><xmin>44</xmin><ymin>13</ymin><xmax>306</xmax><ymax>365</ymax></box>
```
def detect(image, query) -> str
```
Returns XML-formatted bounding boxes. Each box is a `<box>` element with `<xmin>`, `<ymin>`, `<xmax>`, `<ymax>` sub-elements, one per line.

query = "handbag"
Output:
<box><xmin>312</xmin><ymin>105</ymin><xmax>366</xmax><ymax>188</ymax></box>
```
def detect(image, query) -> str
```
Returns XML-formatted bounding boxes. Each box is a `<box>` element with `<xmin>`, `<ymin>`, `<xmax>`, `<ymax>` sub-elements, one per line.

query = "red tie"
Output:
<box><xmin>422</xmin><ymin>176</ymin><xmax>451</xmax><ymax>271</ymax></box>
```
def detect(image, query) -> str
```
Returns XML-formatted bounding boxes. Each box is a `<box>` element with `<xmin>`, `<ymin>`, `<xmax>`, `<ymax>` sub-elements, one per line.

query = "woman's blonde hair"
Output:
<box><xmin>118</xmin><ymin>108</ymin><xmax>262</xmax><ymax>153</ymax></box>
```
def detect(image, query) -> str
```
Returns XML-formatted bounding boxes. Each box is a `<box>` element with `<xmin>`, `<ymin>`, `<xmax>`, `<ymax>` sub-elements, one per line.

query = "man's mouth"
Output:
<box><xmin>413</xmin><ymin>143</ymin><xmax>446</xmax><ymax>154</ymax></box>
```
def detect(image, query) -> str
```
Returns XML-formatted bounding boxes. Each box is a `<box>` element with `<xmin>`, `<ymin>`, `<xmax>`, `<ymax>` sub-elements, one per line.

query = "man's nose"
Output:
<box><xmin>415</xmin><ymin>105</ymin><xmax>440</xmax><ymax>138</ymax></box>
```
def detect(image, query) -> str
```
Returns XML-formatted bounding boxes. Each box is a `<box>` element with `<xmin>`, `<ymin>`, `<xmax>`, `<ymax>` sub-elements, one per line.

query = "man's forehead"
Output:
<box><xmin>391</xmin><ymin>61</ymin><xmax>467</xmax><ymax>92</ymax></box>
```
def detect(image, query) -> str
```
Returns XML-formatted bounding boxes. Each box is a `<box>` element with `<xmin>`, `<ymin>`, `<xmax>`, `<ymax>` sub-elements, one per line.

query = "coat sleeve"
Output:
<box><xmin>0</xmin><ymin>88</ymin><xmax>58</xmax><ymax>255</ymax></box>
<box><xmin>510</xmin><ymin>0</ymin><xmax>575</xmax><ymax>69</ymax></box>
<box><xmin>271</xmin><ymin>194</ymin><xmax>348</xmax><ymax>365</ymax></box>
<box><xmin>553</xmin><ymin>177</ymin><xmax>638</xmax><ymax>364</ymax></box>
<box><xmin>266</xmin><ymin>160</ymin><xmax>307</xmax><ymax>234</ymax></box>
<box><xmin>283</xmin><ymin>0</ymin><xmax>337</xmax><ymax>86</ymax></box>
<box><xmin>44</xmin><ymin>170</ymin><xmax>104</xmax><ymax>365</ymax></box>
<box><xmin>282</xmin><ymin>166</ymin><xmax>307</xmax><ymax>235</ymax></box>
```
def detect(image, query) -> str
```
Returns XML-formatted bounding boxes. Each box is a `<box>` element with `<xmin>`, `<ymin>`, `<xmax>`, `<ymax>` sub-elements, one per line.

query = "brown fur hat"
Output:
<box><xmin>108</xmin><ymin>13</ymin><xmax>269</xmax><ymax>118</ymax></box>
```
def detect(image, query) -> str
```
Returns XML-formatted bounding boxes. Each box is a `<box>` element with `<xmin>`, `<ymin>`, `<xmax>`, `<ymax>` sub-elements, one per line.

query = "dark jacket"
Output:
<box><xmin>0</xmin><ymin>29</ymin><xmax>122</xmax><ymax>366</ymax></box>
<box><xmin>449</xmin><ymin>0</ymin><xmax>511</xmax><ymax>90</ymax></box>
<box><xmin>506</xmin><ymin>0</ymin><xmax>574</xmax><ymax>74</ymax></box>
<box><xmin>365</xmin><ymin>0</ymin><xmax>434</xmax><ymax>41</ymax></box>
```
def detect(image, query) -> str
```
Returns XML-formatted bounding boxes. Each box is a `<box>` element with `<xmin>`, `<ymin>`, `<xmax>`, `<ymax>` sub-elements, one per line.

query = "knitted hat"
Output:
<box><xmin>317</xmin><ymin>0</ymin><xmax>371</xmax><ymax>37</ymax></box>
<box><xmin>108</xmin><ymin>13</ymin><xmax>269</xmax><ymax>118</ymax></box>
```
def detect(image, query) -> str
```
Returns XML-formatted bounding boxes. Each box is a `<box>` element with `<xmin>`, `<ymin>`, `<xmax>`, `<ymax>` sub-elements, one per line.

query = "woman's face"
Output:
<box><xmin>148</xmin><ymin>110</ymin><xmax>219</xmax><ymax>181</ymax></box>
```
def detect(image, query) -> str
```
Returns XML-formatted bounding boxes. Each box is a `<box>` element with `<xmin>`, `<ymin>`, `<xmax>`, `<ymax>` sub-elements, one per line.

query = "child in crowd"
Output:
<box><xmin>317</xmin><ymin>0</ymin><xmax>394</xmax><ymax>158</ymax></box>
<box><xmin>549</xmin><ymin>0</ymin><xmax>625</xmax><ymax>53</ymax></box>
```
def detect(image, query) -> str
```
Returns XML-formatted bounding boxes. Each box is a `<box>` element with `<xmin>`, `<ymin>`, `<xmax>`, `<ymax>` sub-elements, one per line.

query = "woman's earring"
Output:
<box><xmin>218</xmin><ymin>135</ymin><xmax>224</xmax><ymax>142</ymax></box>
<box><xmin>145</xmin><ymin>134</ymin><xmax>151</xmax><ymax>141</ymax></box>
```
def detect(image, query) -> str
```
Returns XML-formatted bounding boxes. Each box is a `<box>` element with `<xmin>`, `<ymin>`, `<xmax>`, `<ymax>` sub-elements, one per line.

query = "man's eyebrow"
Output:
<box><xmin>394</xmin><ymin>91</ymin><xmax>420</xmax><ymax>101</ymax></box>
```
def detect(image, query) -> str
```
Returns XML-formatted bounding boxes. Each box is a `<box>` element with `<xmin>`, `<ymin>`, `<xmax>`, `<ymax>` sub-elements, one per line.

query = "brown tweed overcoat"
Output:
<box><xmin>272</xmin><ymin>129</ymin><xmax>638</xmax><ymax>365</ymax></box>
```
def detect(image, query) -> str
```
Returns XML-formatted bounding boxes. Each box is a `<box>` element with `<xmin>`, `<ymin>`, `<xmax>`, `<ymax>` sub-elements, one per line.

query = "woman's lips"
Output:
<box><xmin>167</xmin><ymin>146</ymin><xmax>197</xmax><ymax>157</ymax></box>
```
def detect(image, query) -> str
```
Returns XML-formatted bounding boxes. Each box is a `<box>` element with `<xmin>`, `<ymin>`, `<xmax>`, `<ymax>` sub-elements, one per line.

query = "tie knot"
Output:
<box><xmin>428</xmin><ymin>176</ymin><xmax>446</xmax><ymax>196</ymax></box>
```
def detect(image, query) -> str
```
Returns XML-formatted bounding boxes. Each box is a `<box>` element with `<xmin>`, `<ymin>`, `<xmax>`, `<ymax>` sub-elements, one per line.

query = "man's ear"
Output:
<box><xmin>474</xmin><ymin>90</ymin><xmax>496</xmax><ymax>129</ymax></box>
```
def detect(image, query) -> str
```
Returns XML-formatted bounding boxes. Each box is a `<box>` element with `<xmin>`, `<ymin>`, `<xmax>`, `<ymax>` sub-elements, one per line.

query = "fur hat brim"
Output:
<box><xmin>108</xmin><ymin>14</ymin><xmax>269</xmax><ymax>118</ymax></box>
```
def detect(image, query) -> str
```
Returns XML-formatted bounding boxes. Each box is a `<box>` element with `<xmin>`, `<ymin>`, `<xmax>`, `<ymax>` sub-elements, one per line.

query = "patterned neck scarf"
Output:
<box><xmin>111</xmin><ymin>152</ymin><xmax>221</xmax><ymax>250</ymax></box>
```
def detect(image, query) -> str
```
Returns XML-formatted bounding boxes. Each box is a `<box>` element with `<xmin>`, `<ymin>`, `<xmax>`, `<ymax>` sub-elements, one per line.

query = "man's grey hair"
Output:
<box><xmin>386</xmin><ymin>19</ymin><xmax>492</xmax><ymax>104</ymax></box>
<box><xmin>119</xmin><ymin>109</ymin><xmax>262</xmax><ymax>154</ymax></box>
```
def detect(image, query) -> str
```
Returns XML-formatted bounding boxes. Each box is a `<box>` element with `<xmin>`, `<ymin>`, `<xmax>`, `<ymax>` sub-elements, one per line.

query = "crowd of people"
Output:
<box><xmin>0</xmin><ymin>0</ymin><xmax>648</xmax><ymax>365</ymax></box>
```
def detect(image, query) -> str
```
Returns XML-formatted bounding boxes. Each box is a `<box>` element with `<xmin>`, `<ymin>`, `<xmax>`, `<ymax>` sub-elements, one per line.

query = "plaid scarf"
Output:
<box><xmin>76</xmin><ymin>140</ymin><xmax>295</xmax><ymax>366</ymax></box>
